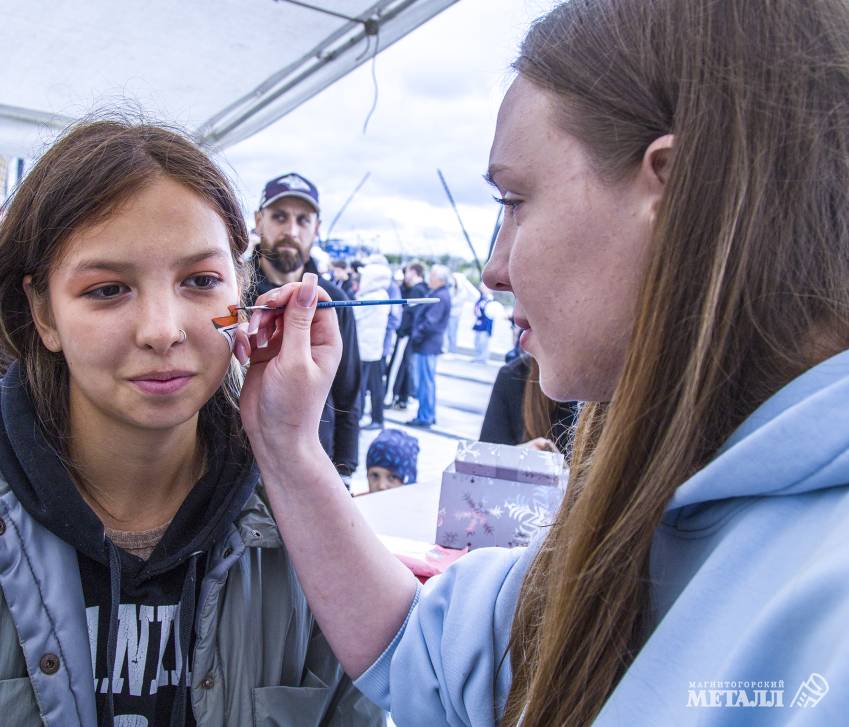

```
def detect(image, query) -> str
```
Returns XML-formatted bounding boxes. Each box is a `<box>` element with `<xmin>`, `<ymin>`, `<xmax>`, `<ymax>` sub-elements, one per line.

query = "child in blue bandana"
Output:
<box><xmin>366</xmin><ymin>429</ymin><xmax>419</xmax><ymax>492</ymax></box>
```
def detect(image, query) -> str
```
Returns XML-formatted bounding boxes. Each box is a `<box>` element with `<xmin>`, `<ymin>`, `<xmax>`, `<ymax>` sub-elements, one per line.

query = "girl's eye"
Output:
<box><xmin>185</xmin><ymin>274</ymin><xmax>222</xmax><ymax>289</ymax></box>
<box><xmin>84</xmin><ymin>284</ymin><xmax>127</xmax><ymax>300</ymax></box>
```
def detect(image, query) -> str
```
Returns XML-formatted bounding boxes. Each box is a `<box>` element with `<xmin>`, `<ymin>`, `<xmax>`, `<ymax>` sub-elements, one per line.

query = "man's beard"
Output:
<box><xmin>259</xmin><ymin>241</ymin><xmax>306</xmax><ymax>275</ymax></box>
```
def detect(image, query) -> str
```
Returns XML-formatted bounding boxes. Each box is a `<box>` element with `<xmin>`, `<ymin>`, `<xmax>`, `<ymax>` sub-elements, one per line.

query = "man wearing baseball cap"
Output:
<box><xmin>251</xmin><ymin>172</ymin><xmax>362</xmax><ymax>487</ymax></box>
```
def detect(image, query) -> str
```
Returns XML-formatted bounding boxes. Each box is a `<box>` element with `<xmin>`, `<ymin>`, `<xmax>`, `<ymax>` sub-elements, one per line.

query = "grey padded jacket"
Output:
<box><xmin>0</xmin><ymin>477</ymin><xmax>384</xmax><ymax>727</ymax></box>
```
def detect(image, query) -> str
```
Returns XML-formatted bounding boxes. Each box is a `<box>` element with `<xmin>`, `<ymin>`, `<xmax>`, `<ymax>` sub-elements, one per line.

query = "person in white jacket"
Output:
<box><xmin>354</xmin><ymin>261</ymin><xmax>392</xmax><ymax>430</ymax></box>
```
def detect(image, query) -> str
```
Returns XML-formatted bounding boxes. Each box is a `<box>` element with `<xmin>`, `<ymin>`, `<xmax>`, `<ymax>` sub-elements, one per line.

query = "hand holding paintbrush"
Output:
<box><xmin>234</xmin><ymin>274</ymin><xmax>342</xmax><ymax>440</ymax></box>
<box><xmin>212</xmin><ymin>284</ymin><xmax>438</xmax><ymax>361</ymax></box>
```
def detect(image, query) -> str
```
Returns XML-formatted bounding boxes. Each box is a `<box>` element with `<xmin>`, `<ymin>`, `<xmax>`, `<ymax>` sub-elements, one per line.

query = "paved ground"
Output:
<box><xmin>350</xmin><ymin>349</ymin><xmax>504</xmax><ymax>495</ymax></box>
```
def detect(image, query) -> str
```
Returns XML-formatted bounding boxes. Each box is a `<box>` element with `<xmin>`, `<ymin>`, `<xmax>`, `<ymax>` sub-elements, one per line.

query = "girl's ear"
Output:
<box><xmin>22</xmin><ymin>275</ymin><xmax>62</xmax><ymax>352</ymax></box>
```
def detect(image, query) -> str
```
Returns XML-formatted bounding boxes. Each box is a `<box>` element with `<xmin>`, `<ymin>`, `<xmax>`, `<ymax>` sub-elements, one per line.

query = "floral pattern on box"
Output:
<box><xmin>436</xmin><ymin>443</ymin><xmax>568</xmax><ymax>550</ymax></box>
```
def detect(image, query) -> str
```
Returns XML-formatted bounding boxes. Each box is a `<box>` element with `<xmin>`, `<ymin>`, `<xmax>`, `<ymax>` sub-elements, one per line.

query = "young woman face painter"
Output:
<box><xmin>240</xmin><ymin>0</ymin><xmax>849</xmax><ymax>725</ymax></box>
<box><xmin>0</xmin><ymin>120</ymin><xmax>384</xmax><ymax>726</ymax></box>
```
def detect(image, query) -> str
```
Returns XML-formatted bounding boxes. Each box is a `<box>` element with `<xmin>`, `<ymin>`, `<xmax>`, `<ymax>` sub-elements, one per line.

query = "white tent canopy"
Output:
<box><xmin>0</xmin><ymin>0</ymin><xmax>457</xmax><ymax>158</ymax></box>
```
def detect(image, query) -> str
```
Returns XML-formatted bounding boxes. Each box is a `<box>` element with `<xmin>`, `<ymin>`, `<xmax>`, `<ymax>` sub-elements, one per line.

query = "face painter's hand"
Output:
<box><xmin>237</xmin><ymin>273</ymin><xmax>341</xmax><ymax>464</ymax></box>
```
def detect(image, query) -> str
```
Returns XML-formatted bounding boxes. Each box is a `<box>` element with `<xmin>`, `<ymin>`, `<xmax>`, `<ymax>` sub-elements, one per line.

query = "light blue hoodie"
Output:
<box><xmin>355</xmin><ymin>348</ymin><xmax>849</xmax><ymax>725</ymax></box>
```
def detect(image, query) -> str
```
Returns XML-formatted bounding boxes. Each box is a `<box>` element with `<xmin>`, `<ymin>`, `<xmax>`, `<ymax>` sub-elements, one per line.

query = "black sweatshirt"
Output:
<box><xmin>0</xmin><ymin>362</ymin><xmax>259</xmax><ymax>726</ymax></box>
<box><xmin>479</xmin><ymin>354</ymin><xmax>578</xmax><ymax>448</ymax></box>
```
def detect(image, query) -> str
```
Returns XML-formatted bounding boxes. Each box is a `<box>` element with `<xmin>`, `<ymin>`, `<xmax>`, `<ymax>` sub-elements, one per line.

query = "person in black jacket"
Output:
<box><xmin>390</xmin><ymin>262</ymin><xmax>429</xmax><ymax>409</ymax></box>
<box><xmin>251</xmin><ymin>173</ymin><xmax>361</xmax><ymax>486</ymax></box>
<box><xmin>480</xmin><ymin>354</ymin><xmax>578</xmax><ymax>451</ymax></box>
<box><xmin>407</xmin><ymin>265</ymin><xmax>452</xmax><ymax>427</ymax></box>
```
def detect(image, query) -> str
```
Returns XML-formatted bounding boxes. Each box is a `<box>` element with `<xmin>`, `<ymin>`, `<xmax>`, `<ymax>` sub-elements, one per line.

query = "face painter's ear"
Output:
<box><xmin>23</xmin><ymin>275</ymin><xmax>62</xmax><ymax>353</ymax></box>
<box><xmin>641</xmin><ymin>134</ymin><xmax>674</xmax><ymax>224</ymax></box>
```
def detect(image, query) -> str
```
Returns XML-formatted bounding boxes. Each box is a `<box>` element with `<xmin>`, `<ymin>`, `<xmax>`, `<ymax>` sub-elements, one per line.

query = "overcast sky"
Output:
<box><xmin>220</xmin><ymin>0</ymin><xmax>559</xmax><ymax>262</ymax></box>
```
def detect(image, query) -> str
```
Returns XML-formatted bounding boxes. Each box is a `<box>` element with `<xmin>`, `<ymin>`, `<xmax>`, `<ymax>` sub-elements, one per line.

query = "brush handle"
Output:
<box><xmin>238</xmin><ymin>297</ymin><xmax>439</xmax><ymax>312</ymax></box>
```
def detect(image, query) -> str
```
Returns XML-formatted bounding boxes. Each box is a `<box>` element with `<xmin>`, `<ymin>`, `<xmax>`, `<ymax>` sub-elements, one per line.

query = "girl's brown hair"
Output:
<box><xmin>0</xmin><ymin>118</ymin><xmax>251</xmax><ymax>449</ymax></box>
<box><xmin>503</xmin><ymin>1</ymin><xmax>849</xmax><ymax>725</ymax></box>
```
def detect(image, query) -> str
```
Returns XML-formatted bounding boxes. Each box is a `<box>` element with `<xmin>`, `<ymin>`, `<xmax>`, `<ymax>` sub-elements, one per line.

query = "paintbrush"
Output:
<box><xmin>237</xmin><ymin>297</ymin><xmax>440</xmax><ymax>312</ymax></box>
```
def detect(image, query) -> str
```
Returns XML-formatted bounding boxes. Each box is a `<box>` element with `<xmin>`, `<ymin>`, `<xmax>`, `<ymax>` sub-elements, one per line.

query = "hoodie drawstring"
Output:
<box><xmin>101</xmin><ymin>543</ymin><xmax>202</xmax><ymax>727</ymax></box>
<box><xmin>103</xmin><ymin>539</ymin><xmax>122</xmax><ymax>727</ymax></box>
<box><xmin>169</xmin><ymin>551</ymin><xmax>202</xmax><ymax>727</ymax></box>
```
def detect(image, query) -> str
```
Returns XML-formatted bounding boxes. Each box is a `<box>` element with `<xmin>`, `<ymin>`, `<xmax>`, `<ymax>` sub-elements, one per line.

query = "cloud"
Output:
<box><xmin>220</xmin><ymin>0</ymin><xmax>560</xmax><ymax>259</ymax></box>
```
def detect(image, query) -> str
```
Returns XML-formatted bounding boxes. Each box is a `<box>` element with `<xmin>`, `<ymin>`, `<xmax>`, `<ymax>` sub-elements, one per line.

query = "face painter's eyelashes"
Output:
<box><xmin>492</xmin><ymin>195</ymin><xmax>523</xmax><ymax>216</ymax></box>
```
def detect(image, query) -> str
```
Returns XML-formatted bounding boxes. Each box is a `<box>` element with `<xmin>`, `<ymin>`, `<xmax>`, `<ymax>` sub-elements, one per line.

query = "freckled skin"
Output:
<box><xmin>482</xmin><ymin>77</ymin><xmax>657</xmax><ymax>402</ymax></box>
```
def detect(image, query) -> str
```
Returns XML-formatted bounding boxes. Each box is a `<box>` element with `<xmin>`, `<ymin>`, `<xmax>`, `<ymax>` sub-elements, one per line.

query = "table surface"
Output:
<box><xmin>353</xmin><ymin>480</ymin><xmax>441</xmax><ymax>543</ymax></box>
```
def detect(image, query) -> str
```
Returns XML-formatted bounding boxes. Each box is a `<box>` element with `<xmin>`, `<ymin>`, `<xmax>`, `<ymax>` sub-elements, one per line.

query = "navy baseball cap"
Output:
<box><xmin>258</xmin><ymin>172</ymin><xmax>320</xmax><ymax>214</ymax></box>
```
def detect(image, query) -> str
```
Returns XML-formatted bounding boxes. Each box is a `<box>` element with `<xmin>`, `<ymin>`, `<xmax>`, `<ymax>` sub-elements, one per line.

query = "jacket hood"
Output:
<box><xmin>358</xmin><ymin>263</ymin><xmax>392</xmax><ymax>297</ymax></box>
<box><xmin>0</xmin><ymin>360</ymin><xmax>259</xmax><ymax>580</ymax></box>
<box><xmin>666</xmin><ymin>348</ymin><xmax>849</xmax><ymax>516</ymax></box>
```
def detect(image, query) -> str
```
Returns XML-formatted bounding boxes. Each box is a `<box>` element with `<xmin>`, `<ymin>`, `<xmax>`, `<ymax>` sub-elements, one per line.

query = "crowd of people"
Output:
<box><xmin>243</xmin><ymin>170</ymin><xmax>506</xmax><ymax>495</ymax></box>
<box><xmin>2</xmin><ymin>0</ymin><xmax>849</xmax><ymax>725</ymax></box>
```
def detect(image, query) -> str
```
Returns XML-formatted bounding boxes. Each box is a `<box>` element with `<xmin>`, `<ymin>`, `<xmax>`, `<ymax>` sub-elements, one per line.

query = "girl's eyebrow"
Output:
<box><xmin>70</xmin><ymin>249</ymin><xmax>228</xmax><ymax>275</ymax></box>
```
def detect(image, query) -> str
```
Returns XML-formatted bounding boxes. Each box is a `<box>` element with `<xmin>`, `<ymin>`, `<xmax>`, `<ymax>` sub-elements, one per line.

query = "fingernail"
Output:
<box><xmin>234</xmin><ymin>339</ymin><xmax>249</xmax><ymax>365</ymax></box>
<box><xmin>257</xmin><ymin>327</ymin><xmax>268</xmax><ymax>349</ymax></box>
<box><xmin>297</xmin><ymin>273</ymin><xmax>318</xmax><ymax>307</ymax></box>
<box><xmin>248</xmin><ymin>311</ymin><xmax>261</xmax><ymax>335</ymax></box>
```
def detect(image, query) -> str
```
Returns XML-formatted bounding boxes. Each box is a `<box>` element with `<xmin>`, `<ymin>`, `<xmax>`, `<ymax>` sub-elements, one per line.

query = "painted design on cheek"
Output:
<box><xmin>211</xmin><ymin>305</ymin><xmax>241</xmax><ymax>350</ymax></box>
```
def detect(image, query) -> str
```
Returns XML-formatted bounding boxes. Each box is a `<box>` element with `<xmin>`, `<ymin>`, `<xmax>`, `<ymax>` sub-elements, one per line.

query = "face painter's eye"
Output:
<box><xmin>185</xmin><ymin>274</ymin><xmax>223</xmax><ymax>290</ymax></box>
<box><xmin>84</xmin><ymin>284</ymin><xmax>127</xmax><ymax>300</ymax></box>
<box><xmin>492</xmin><ymin>195</ymin><xmax>523</xmax><ymax>214</ymax></box>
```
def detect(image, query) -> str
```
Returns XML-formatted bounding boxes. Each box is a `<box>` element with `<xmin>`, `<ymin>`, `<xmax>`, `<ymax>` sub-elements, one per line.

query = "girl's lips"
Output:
<box><xmin>519</xmin><ymin>328</ymin><xmax>533</xmax><ymax>350</ymax></box>
<box><xmin>130</xmin><ymin>375</ymin><xmax>193</xmax><ymax>395</ymax></box>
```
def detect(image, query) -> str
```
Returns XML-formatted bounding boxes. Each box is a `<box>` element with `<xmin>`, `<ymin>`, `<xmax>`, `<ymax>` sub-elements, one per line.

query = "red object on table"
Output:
<box><xmin>378</xmin><ymin>534</ymin><xmax>468</xmax><ymax>583</ymax></box>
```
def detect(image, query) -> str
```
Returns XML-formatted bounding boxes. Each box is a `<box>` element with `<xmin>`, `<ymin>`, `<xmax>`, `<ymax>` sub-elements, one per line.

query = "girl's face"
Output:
<box><xmin>29</xmin><ymin>176</ymin><xmax>240</xmax><ymax>436</ymax></box>
<box><xmin>483</xmin><ymin>76</ymin><xmax>661</xmax><ymax>402</ymax></box>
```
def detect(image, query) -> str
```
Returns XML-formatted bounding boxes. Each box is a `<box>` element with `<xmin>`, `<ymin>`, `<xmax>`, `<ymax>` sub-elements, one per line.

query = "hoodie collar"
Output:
<box><xmin>0</xmin><ymin>360</ymin><xmax>259</xmax><ymax>577</ymax></box>
<box><xmin>666</xmin><ymin>348</ymin><xmax>849</xmax><ymax>518</ymax></box>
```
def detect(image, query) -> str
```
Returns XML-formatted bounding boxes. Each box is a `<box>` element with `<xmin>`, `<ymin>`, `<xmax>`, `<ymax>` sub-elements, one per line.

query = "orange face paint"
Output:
<box><xmin>212</xmin><ymin>304</ymin><xmax>241</xmax><ymax>350</ymax></box>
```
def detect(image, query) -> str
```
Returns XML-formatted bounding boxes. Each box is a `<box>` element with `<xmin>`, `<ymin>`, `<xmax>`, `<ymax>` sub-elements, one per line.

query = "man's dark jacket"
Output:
<box><xmin>396</xmin><ymin>280</ymin><xmax>429</xmax><ymax>338</ymax></box>
<box><xmin>251</xmin><ymin>257</ymin><xmax>361</xmax><ymax>475</ymax></box>
<box><xmin>410</xmin><ymin>284</ymin><xmax>451</xmax><ymax>355</ymax></box>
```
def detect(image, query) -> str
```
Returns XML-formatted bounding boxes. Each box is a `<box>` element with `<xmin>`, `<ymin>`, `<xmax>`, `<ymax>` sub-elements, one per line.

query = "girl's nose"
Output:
<box><xmin>134</xmin><ymin>299</ymin><xmax>186</xmax><ymax>353</ymax></box>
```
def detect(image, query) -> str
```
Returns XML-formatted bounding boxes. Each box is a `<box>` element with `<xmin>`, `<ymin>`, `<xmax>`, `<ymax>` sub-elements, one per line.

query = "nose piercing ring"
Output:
<box><xmin>177</xmin><ymin>329</ymin><xmax>187</xmax><ymax>343</ymax></box>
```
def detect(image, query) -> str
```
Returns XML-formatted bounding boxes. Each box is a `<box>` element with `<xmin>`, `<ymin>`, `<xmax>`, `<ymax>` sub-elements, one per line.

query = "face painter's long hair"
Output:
<box><xmin>502</xmin><ymin>1</ymin><xmax>849</xmax><ymax>725</ymax></box>
<box><xmin>0</xmin><ymin>118</ymin><xmax>251</xmax><ymax>451</ymax></box>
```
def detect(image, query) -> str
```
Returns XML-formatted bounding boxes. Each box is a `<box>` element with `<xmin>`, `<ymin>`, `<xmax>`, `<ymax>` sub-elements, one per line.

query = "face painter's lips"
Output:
<box><xmin>514</xmin><ymin>316</ymin><xmax>533</xmax><ymax>350</ymax></box>
<box><xmin>129</xmin><ymin>370</ymin><xmax>195</xmax><ymax>395</ymax></box>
